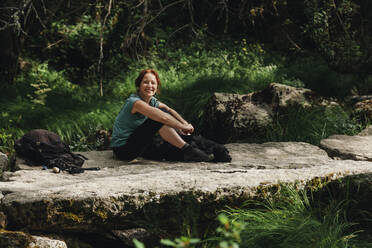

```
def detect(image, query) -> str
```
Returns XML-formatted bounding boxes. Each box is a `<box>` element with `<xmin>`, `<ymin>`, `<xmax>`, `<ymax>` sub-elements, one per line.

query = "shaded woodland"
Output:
<box><xmin>1</xmin><ymin>0</ymin><xmax>372</xmax><ymax>88</ymax></box>
<box><xmin>0</xmin><ymin>0</ymin><xmax>371</xmax><ymax>154</ymax></box>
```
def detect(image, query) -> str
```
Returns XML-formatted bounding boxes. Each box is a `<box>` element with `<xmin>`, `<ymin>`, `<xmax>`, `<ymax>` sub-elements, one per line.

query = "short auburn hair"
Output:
<box><xmin>135</xmin><ymin>69</ymin><xmax>161</xmax><ymax>93</ymax></box>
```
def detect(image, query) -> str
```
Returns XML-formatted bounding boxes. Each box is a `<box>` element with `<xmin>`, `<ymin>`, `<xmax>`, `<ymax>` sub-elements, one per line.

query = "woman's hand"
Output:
<box><xmin>181</xmin><ymin>123</ymin><xmax>194</xmax><ymax>135</ymax></box>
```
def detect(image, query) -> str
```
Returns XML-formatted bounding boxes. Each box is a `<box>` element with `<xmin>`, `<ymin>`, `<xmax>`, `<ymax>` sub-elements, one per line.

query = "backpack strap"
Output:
<box><xmin>71</xmin><ymin>153</ymin><xmax>88</xmax><ymax>160</ymax></box>
<box><xmin>66</xmin><ymin>166</ymin><xmax>101</xmax><ymax>174</ymax></box>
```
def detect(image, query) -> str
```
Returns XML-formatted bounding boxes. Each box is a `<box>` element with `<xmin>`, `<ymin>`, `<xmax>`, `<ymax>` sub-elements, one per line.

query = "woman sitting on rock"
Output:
<box><xmin>110</xmin><ymin>69</ymin><xmax>212</xmax><ymax>162</ymax></box>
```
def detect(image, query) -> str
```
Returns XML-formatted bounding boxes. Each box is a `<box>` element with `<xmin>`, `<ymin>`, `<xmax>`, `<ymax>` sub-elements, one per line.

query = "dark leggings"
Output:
<box><xmin>113</xmin><ymin>118</ymin><xmax>164</xmax><ymax>161</ymax></box>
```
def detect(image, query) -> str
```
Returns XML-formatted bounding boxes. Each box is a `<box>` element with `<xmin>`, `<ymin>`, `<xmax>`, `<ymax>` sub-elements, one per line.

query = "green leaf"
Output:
<box><xmin>188</xmin><ymin>238</ymin><xmax>200</xmax><ymax>244</ymax></box>
<box><xmin>160</xmin><ymin>239</ymin><xmax>177</xmax><ymax>247</ymax></box>
<box><xmin>219</xmin><ymin>241</ymin><xmax>229</xmax><ymax>248</ymax></box>
<box><xmin>218</xmin><ymin>214</ymin><xmax>229</xmax><ymax>224</ymax></box>
<box><xmin>133</xmin><ymin>238</ymin><xmax>145</xmax><ymax>248</ymax></box>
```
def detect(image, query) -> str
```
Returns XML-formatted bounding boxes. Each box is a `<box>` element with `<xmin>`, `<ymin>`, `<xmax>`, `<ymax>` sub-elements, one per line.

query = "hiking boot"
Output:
<box><xmin>183</xmin><ymin>145</ymin><xmax>214</xmax><ymax>162</ymax></box>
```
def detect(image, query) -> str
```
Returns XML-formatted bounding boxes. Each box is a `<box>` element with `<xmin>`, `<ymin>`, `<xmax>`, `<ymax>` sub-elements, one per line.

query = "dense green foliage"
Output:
<box><xmin>0</xmin><ymin>40</ymin><xmax>366</xmax><ymax>157</ymax></box>
<box><xmin>2</xmin><ymin>0</ymin><xmax>372</xmax><ymax>85</ymax></box>
<box><xmin>133</xmin><ymin>184</ymin><xmax>372</xmax><ymax>248</ymax></box>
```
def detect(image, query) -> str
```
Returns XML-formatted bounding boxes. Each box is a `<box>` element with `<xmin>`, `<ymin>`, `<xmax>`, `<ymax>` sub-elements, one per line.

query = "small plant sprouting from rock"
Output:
<box><xmin>215</xmin><ymin>214</ymin><xmax>244</xmax><ymax>248</ymax></box>
<box><xmin>133</xmin><ymin>238</ymin><xmax>146</xmax><ymax>248</ymax></box>
<box><xmin>132</xmin><ymin>213</ymin><xmax>244</xmax><ymax>248</ymax></box>
<box><xmin>160</xmin><ymin>236</ymin><xmax>200</xmax><ymax>248</ymax></box>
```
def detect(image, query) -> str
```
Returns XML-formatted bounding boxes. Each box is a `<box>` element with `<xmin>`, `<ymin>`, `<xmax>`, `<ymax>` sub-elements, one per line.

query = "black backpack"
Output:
<box><xmin>14</xmin><ymin>129</ymin><xmax>98</xmax><ymax>174</ymax></box>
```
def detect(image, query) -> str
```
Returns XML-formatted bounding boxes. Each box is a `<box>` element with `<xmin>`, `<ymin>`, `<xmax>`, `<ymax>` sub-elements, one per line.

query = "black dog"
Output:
<box><xmin>142</xmin><ymin>134</ymin><xmax>231</xmax><ymax>162</ymax></box>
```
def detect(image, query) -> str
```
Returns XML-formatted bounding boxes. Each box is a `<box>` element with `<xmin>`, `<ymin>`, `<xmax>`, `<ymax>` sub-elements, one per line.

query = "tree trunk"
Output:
<box><xmin>0</xmin><ymin>1</ymin><xmax>21</xmax><ymax>85</ymax></box>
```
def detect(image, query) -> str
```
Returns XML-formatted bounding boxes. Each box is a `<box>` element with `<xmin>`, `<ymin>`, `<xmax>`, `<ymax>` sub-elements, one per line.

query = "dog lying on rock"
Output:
<box><xmin>142</xmin><ymin>134</ymin><xmax>232</xmax><ymax>162</ymax></box>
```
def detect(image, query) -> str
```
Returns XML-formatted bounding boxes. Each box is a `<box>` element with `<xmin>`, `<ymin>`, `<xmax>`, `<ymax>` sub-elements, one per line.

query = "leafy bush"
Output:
<box><xmin>36</xmin><ymin>14</ymin><xmax>102</xmax><ymax>84</ymax></box>
<box><xmin>0</xmin><ymin>127</ymin><xmax>23</xmax><ymax>157</ymax></box>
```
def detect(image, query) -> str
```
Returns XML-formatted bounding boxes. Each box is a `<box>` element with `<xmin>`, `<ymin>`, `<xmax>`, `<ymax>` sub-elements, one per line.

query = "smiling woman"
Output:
<box><xmin>110</xmin><ymin>69</ymin><xmax>213</xmax><ymax>162</ymax></box>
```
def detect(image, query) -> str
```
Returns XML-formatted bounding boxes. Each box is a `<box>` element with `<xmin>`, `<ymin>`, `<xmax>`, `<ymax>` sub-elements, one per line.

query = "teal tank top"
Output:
<box><xmin>110</xmin><ymin>94</ymin><xmax>159</xmax><ymax>147</ymax></box>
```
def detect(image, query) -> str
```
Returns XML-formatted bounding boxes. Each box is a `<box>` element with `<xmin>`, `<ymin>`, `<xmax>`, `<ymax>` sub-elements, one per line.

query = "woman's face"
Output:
<box><xmin>139</xmin><ymin>72</ymin><xmax>158</xmax><ymax>100</ymax></box>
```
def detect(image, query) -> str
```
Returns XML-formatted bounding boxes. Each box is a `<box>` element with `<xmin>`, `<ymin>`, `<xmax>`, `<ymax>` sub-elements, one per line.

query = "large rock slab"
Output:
<box><xmin>0</xmin><ymin>142</ymin><xmax>371</xmax><ymax>235</ymax></box>
<box><xmin>319</xmin><ymin>135</ymin><xmax>372</xmax><ymax>161</ymax></box>
<box><xmin>201</xmin><ymin>83</ymin><xmax>340</xmax><ymax>143</ymax></box>
<box><xmin>200</xmin><ymin>92</ymin><xmax>273</xmax><ymax>143</ymax></box>
<box><xmin>250</xmin><ymin>83</ymin><xmax>337</xmax><ymax>109</ymax></box>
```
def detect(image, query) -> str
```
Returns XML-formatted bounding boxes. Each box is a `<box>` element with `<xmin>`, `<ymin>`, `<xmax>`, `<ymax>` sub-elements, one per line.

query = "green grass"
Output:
<box><xmin>222</xmin><ymin>185</ymin><xmax>361</xmax><ymax>248</ymax></box>
<box><xmin>264</xmin><ymin>105</ymin><xmax>364</xmax><ymax>145</ymax></box>
<box><xmin>0</xmin><ymin>39</ymin><xmax>368</xmax><ymax>154</ymax></box>
<box><xmin>44</xmin><ymin>101</ymin><xmax>121</xmax><ymax>150</ymax></box>
<box><xmin>201</xmin><ymin>184</ymin><xmax>372</xmax><ymax>248</ymax></box>
<box><xmin>1</xmin><ymin>41</ymin><xmax>281</xmax><ymax>149</ymax></box>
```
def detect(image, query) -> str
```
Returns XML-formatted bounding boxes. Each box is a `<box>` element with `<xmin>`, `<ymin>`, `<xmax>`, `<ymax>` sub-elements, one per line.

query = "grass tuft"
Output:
<box><xmin>221</xmin><ymin>185</ymin><xmax>371</xmax><ymax>248</ymax></box>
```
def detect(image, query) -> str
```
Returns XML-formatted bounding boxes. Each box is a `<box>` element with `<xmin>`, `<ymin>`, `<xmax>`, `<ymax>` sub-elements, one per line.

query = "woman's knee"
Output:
<box><xmin>113</xmin><ymin>145</ymin><xmax>139</xmax><ymax>161</ymax></box>
<box><xmin>159</xmin><ymin>124</ymin><xmax>173</xmax><ymax>131</ymax></box>
<box><xmin>159</xmin><ymin>125</ymin><xmax>179</xmax><ymax>136</ymax></box>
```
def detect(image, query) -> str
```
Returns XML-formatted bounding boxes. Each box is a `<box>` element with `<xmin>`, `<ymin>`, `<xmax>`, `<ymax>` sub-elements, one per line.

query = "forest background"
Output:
<box><xmin>1</xmin><ymin>1</ymin><xmax>372</xmax><ymax>247</ymax></box>
<box><xmin>1</xmin><ymin>0</ymin><xmax>372</xmax><ymax>155</ymax></box>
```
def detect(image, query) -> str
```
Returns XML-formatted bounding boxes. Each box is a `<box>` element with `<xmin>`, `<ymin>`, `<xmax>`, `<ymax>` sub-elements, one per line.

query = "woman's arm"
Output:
<box><xmin>158</xmin><ymin>102</ymin><xmax>189</xmax><ymax>125</ymax></box>
<box><xmin>132</xmin><ymin>100</ymin><xmax>194</xmax><ymax>134</ymax></box>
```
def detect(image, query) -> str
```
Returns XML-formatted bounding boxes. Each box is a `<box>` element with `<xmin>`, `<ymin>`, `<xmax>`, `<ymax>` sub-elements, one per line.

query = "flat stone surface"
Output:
<box><xmin>1</xmin><ymin>142</ymin><xmax>333</xmax><ymax>198</ymax></box>
<box><xmin>320</xmin><ymin>135</ymin><xmax>372</xmax><ymax>161</ymax></box>
<box><xmin>2</xmin><ymin>153</ymin><xmax>370</xmax><ymax>202</ymax></box>
<box><xmin>0</xmin><ymin>141</ymin><xmax>370</xmax><ymax>200</ymax></box>
<box><xmin>29</xmin><ymin>235</ymin><xmax>68</xmax><ymax>248</ymax></box>
<box><xmin>225</xmin><ymin>142</ymin><xmax>331</xmax><ymax>169</ymax></box>
<box><xmin>0</xmin><ymin>142</ymin><xmax>371</xmax><ymax>232</ymax></box>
